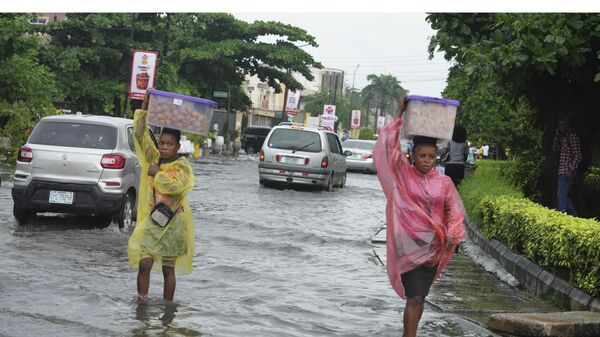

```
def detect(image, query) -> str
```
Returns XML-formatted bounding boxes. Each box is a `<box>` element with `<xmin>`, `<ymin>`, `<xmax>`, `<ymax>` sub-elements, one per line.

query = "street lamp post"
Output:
<box><xmin>349</xmin><ymin>64</ymin><xmax>360</xmax><ymax>129</ymax></box>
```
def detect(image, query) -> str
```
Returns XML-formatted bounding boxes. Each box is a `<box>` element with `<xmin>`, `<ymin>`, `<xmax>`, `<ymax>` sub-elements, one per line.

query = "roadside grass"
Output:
<box><xmin>458</xmin><ymin>160</ymin><xmax>523</xmax><ymax>224</ymax></box>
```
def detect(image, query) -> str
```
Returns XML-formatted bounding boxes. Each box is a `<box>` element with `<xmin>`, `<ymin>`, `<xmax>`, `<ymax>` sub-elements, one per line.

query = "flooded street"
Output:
<box><xmin>0</xmin><ymin>157</ymin><xmax>548</xmax><ymax>336</ymax></box>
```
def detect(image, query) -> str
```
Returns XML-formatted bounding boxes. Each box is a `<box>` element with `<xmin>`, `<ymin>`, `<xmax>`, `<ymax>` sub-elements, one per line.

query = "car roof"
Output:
<box><xmin>40</xmin><ymin>114</ymin><xmax>133</xmax><ymax>127</ymax></box>
<box><xmin>273</xmin><ymin>122</ymin><xmax>334</xmax><ymax>135</ymax></box>
<box><xmin>343</xmin><ymin>139</ymin><xmax>376</xmax><ymax>143</ymax></box>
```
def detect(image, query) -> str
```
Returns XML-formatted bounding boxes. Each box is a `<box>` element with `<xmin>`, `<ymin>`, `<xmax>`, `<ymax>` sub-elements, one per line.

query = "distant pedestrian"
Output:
<box><xmin>373</xmin><ymin>98</ymin><xmax>466</xmax><ymax>337</ymax></box>
<box><xmin>482</xmin><ymin>144</ymin><xmax>489</xmax><ymax>160</ymax></box>
<box><xmin>443</xmin><ymin>125</ymin><xmax>469</xmax><ymax>187</ymax></box>
<box><xmin>553</xmin><ymin>117</ymin><xmax>582</xmax><ymax>216</ymax></box>
<box><xmin>128</xmin><ymin>96</ymin><xmax>196</xmax><ymax>302</ymax></box>
<box><xmin>342</xmin><ymin>129</ymin><xmax>350</xmax><ymax>142</ymax></box>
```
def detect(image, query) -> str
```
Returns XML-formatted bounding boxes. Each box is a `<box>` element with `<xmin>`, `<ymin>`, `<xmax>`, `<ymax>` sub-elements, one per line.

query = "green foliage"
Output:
<box><xmin>358</xmin><ymin>128</ymin><xmax>375</xmax><ymax>140</ymax></box>
<box><xmin>428</xmin><ymin>13</ymin><xmax>600</xmax><ymax>208</ymax></box>
<box><xmin>458</xmin><ymin>160</ymin><xmax>523</xmax><ymax>224</ymax></box>
<box><xmin>361</xmin><ymin>74</ymin><xmax>408</xmax><ymax>118</ymax></box>
<box><xmin>480</xmin><ymin>196</ymin><xmax>600</xmax><ymax>296</ymax></box>
<box><xmin>502</xmin><ymin>153</ymin><xmax>544</xmax><ymax>201</ymax></box>
<box><xmin>301</xmin><ymin>87</ymin><xmax>351</xmax><ymax>130</ymax></box>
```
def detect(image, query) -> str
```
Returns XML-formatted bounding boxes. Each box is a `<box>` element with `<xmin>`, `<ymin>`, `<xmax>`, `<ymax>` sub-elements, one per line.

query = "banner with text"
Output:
<box><xmin>351</xmin><ymin>110</ymin><xmax>361</xmax><ymax>128</ymax></box>
<box><xmin>285</xmin><ymin>90</ymin><xmax>301</xmax><ymax>116</ymax></box>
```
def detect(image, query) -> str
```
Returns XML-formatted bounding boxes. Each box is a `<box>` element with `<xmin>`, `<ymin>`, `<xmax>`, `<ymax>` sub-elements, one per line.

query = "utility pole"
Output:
<box><xmin>349</xmin><ymin>64</ymin><xmax>360</xmax><ymax>128</ymax></box>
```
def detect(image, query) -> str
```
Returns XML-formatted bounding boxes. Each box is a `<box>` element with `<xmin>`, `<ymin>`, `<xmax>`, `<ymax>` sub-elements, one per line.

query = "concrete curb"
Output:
<box><xmin>465</xmin><ymin>219</ymin><xmax>598</xmax><ymax>311</ymax></box>
<box><xmin>487</xmin><ymin>311</ymin><xmax>600</xmax><ymax>337</ymax></box>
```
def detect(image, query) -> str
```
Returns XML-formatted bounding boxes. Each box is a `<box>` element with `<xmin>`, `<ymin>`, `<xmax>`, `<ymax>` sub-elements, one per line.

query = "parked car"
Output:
<box><xmin>258</xmin><ymin>122</ymin><xmax>351</xmax><ymax>191</ymax></box>
<box><xmin>241</xmin><ymin>126</ymin><xmax>271</xmax><ymax>154</ymax></box>
<box><xmin>342</xmin><ymin>139</ymin><xmax>377</xmax><ymax>173</ymax></box>
<box><xmin>11</xmin><ymin>113</ymin><xmax>155</xmax><ymax>232</ymax></box>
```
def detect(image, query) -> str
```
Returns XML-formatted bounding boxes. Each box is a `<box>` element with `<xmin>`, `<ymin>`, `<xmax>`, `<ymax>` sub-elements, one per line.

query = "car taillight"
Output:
<box><xmin>304</xmin><ymin>157</ymin><xmax>310</xmax><ymax>165</ymax></box>
<box><xmin>275</xmin><ymin>154</ymin><xmax>281</xmax><ymax>162</ymax></box>
<box><xmin>101</xmin><ymin>153</ymin><xmax>126</xmax><ymax>169</ymax></box>
<box><xmin>321</xmin><ymin>156</ymin><xmax>328</xmax><ymax>168</ymax></box>
<box><xmin>18</xmin><ymin>146</ymin><xmax>33</xmax><ymax>162</ymax></box>
<box><xmin>363</xmin><ymin>153</ymin><xmax>373</xmax><ymax>159</ymax></box>
<box><xmin>259</xmin><ymin>151</ymin><xmax>265</xmax><ymax>162</ymax></box>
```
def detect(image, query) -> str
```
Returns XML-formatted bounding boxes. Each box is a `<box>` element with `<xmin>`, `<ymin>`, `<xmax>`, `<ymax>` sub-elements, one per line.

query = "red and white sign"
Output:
<box><xmin>285</xmin><ymin>90</ymin><xmax>301</xmax><ymax>116</ymax></box>
<box><xmin>323</xmin><ymin>104</ymin><xmax>336</xmax><ymax>116</ymax></box>
<box><xmin>129</xmin><ymin>50</ymin><xmax>158</xmax><ymax>100</ymax></box>
<box><xmin>351</xmin><ymin>110</ymin><xmax>361</xmax><ymax>129</ymax></box>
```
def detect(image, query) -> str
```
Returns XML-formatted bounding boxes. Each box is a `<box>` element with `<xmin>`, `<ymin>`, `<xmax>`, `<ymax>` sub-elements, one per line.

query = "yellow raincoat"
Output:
<box><xmin>128</xmin><ymin>109</ymin><xmax>195</xmax><ymax>275</ymax></box>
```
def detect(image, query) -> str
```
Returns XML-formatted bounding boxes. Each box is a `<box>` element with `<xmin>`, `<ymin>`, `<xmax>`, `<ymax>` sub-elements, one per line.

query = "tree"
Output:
<box><xmin>39</xmin><ymin>13</ymin><xmax>322</xmax><ymax>115</ymax></box>
<box><xmin>362</xmin><ymin>74</ymin><xmax>408</xmax><ymax>131</ymax></box>
<box><xmin>0</xmin><ymin>14</ymin><xmax>57</xmax><ymax>155</ymax></box>
<box><xmin>427</xmin><ymin>13</ymin><xmax>600</xmax><ymax>211</ymax></box>
<box><xmin>301</xmin><ymin>87</ymin><xmax>351</xmax><ymax>130</ymax></box>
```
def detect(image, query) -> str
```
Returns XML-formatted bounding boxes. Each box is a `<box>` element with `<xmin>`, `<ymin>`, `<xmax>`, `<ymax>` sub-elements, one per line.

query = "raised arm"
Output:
<box><xmin>133</xmin><ymin>108</ymin><xmax>159</xmax><ymax>164</ymax></box>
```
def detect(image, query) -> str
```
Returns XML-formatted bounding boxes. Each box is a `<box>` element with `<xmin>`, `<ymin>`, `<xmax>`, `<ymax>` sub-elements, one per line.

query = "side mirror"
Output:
<box><xmin>344</xmin><ymin>150</ymin><xmax>353</xmax><ymax>156</ymax></box>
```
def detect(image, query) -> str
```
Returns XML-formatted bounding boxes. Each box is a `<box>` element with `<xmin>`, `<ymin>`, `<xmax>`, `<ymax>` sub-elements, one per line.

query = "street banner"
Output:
<box><xmin>129</xmin><ymin>50</ymin><xmax>158</xmax><ymax>100</ymax></box>
<box><xmin>377</xmin><ymin>116</ymin><xmax>386</xmax><ymax>129</ymax></box>
<box><xmin>285</xmin><ymin>90</ymin><xmax>301</xmax><ymax>116</ymax></box>
<box><xmin>351</xmin><ymin>110</ymin><xmax>361</xmax><ymax>128</ymax></box>
<box><xmin>323</xmin><ymin>104</ymin><xmax>336</xmax><ymax>117</ymax></box>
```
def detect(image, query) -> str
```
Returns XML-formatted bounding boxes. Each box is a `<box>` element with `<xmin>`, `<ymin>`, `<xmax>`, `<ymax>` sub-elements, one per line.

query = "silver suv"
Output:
<box><xmin>258</xmin><ymin>122</ymin><xmax>351</xmax><ymax>190</ymax></box>
<box><xmin>11</xmin><ymin>114</ymin><xmax>152</xmax><ymax>231</ymax></box>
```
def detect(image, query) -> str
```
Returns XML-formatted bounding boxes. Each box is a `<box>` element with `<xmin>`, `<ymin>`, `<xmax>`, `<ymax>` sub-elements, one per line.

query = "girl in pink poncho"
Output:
<box><xmin>373</xmin><ymin>99</ymin><xmax>466</xmax><ymax>337</ymax></box>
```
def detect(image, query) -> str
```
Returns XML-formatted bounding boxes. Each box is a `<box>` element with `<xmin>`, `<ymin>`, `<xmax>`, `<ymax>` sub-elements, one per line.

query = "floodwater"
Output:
<box><xmin>0</xmin><ymin>157</ymin><xmax>549</xmax><ymax>336</ymax></box>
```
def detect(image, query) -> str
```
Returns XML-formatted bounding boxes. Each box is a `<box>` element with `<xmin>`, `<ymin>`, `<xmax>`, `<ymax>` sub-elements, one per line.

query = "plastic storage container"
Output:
<box><xmin>147</xmin><ymin>89</ymin><xmax>218</xmax><ymax>136</ymax></box>
<box><xmin>402</xmin><ymin>95</ymin><xmax>460</xmax><ymax>143</ymax></box>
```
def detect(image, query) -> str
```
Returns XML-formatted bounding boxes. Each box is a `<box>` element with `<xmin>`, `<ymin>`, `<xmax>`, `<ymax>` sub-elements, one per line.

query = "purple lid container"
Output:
<box><xmin>148</xmin><ymin>89</ymin><xmax>218</xmax><ymax>108</ymax></box>
<box><xmin>406</xmin><ymin>95</ymin><xmax>460</xmax><ymax>107</ymax></box>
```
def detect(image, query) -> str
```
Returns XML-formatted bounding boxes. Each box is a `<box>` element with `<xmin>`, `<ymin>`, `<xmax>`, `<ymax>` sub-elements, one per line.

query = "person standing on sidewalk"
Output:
<box><xmin>373</xmin><ymin>98</ymin><xmax>466</xmax><ymax>337</ymax></box>
<box><xmin>444</xmin><ymin>125</ymin><xmax>469</xmax><ymax>187</ymax></box>
<box><xmin>128</xmin><ymin>96</ymin><xmax>196</xmax><ymax>302</ymax></box>
<box><xmin>553</xmin><ymin>117</ymin><xmax>582</xmax><ymax>216</ymax></box>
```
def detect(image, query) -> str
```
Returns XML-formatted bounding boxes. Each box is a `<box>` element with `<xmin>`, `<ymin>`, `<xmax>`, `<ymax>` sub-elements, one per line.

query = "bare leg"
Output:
<box><xmin>137</xmin><ymin>258</ymin><xmax>154</xmax><ymax>298</ymax></box>
<box><xmin>163</xmin><ymin>265</ymin><xmax>176</xmax><ymax>301</ymax></box>
<box><xmin>402</xmin><ymin>296</ymin><xmax>425</xmax><ymax>337</ymax></box>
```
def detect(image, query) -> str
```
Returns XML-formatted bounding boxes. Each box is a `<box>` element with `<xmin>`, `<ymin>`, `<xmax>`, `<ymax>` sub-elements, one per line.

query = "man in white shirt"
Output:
<box><xmin>482</xmin><ymin>144</ymin><xmax>489</xmax><ymax>159</ymax></box>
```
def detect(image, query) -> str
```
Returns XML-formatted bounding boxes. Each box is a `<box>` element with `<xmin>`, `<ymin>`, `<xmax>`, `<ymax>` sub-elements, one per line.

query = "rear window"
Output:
<box><xmin>267</xmin><ymin>128</ymin><xmax>322</xmax><ymax>152</ymax></box>
<box><xmin>342</xmin><ymin>140</ymin><xmax>375</xmax><ymax>150</ymax></box>
<box><xmin>29</xmin><ymin>121</ymin><xmax>118</xmax><ymax>149</ymax></box>
<box><xmin>247</xmin><ymin>128</ymin><xmax>271</xmax><ymax>136</ymax></box>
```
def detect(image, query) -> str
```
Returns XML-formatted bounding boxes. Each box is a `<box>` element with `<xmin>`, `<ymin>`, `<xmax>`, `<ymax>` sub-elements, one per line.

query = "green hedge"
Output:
<box><xmin>480</xmin><ymin>196</ymin><xmax>600</xmax><ymax>296</ymax></box>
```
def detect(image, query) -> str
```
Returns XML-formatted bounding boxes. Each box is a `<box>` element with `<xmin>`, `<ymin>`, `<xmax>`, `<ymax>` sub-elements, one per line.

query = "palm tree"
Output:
<box><xmin>362</xmin><ymin>74</ymin><xmax>408</xmax><ymax>129</ymax></box>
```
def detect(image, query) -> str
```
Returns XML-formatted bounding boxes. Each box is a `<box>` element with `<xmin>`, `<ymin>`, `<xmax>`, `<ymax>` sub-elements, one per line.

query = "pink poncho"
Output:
<box><xmin>373</xmin><ymin>118</ymin><xmax>466</xmax><ymax>299</ymax></box>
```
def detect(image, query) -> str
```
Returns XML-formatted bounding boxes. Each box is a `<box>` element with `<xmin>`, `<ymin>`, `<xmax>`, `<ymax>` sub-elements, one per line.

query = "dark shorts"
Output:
<box><xmin>401</xmin><ymin>264</ymin><xmax>438</xmax><ymax>297</ymax></box>
<box><xmin>445</xmin><ymin>163</ymin><xmax>465</xmax><ymax>184</ymax></box>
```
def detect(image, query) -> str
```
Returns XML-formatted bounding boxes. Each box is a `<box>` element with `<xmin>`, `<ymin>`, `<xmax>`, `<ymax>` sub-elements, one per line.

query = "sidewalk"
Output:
<box><xmin>371</xmin><ymin>226</ymin><xmax>559</xmax><ymax>331</ymax></box>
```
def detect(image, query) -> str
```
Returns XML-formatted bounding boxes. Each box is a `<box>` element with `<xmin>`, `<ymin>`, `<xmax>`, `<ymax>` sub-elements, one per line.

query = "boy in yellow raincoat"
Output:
<box><xmin>128</xmin><ymin>104</ymin><xmax>195</xmax><ymax>302</ymax></box>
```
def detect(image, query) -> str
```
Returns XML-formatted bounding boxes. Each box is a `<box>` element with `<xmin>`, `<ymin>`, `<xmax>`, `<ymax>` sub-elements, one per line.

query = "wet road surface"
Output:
<box><xmin>0</xmin><ymin>157</ymin><xmax>554</xmax><ymax>336</ymax></box>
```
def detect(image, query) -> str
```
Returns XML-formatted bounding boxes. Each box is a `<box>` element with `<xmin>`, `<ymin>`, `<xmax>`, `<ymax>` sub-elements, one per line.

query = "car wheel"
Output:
<box><xmin>325</xmin><ymin>173</ymin><xmax>334</xmax><ymax>192</ymax></box>
<box><xmin>340</xmin><ymin>173</ymin><xmax>347</xmax><ymax>188</ymax></box>
<box><xmin>116</xmin><ymin>191</ymin><xmax>135</xmax><ymax>233</ymax></box>
<box><xmin>13</xmin><ymin>204</ymin><xmax>34</xmax><ymax>225</ymax></box>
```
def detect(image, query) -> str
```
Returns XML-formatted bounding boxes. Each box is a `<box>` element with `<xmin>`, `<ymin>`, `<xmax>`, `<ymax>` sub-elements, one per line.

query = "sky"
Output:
<box><xmin>234</xmin><ymin>13</ymin><xmax>451</xmax><ymax>97</ymax></box>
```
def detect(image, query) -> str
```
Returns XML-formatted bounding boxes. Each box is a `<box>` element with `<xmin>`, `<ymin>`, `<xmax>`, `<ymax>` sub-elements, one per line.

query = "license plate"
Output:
<box><xmin>283</xmin><ymin>156</ymin><xmax>299</xmax><ymax>164</ymax></box>
<box><xmin>49</xmin><ymin>190</ymin><xmax>74</xmax><ymax>204</ymax></box>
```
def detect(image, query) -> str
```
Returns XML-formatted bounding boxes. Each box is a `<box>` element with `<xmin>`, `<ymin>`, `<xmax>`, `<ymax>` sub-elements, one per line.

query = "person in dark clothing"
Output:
<box><xmin>443</xmin><ymin>125</ymin><xmax>469</xmax><ymax>186</ymax></box>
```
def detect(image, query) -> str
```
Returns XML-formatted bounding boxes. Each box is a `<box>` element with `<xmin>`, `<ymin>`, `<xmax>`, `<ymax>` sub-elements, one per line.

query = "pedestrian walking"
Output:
<box><xmin>373</xmin><ymin>98</ymin><xmax>466</xmax><ymax>337</ymax></box>
<box><xmin>443</xmin><ymin>125</ymin><xmax>469</xmax><ymax>186</ymax></box>
<box><xmin>553</xmin><ymin>117</ymin><xmax>582</xmax><ymax>216</ymax></box>
<box><xmin>128</xmin><ymin>97</ymin><xmax>196</xmax><ymax>302</ymax></box>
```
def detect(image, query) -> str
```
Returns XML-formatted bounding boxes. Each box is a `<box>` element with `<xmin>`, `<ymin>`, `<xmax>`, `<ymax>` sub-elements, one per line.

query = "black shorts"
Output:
<box><xmin>445</xmin><ymin>163</ymin><xmax>465</xmax><ymax>183</ymax></box>
<box><xmin>401</xmin><ymin>264</ymin><xmax>438</xmax><ymax>297</ymax></box>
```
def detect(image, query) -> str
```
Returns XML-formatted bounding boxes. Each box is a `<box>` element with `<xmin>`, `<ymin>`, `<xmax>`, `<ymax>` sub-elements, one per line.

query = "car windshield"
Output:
<box><xmin>342</xmin><ymin>140</ymin><xmax>374</xmax><ymax>150</ymax></box>
<box><xmin>29</xmin><ymin>121</ymin><xmax>118</xmax><ymax>149</ymax></box>
<box><xmin>268</xmin><ymin>129</ymin><xmax>322</xmax><ymax>152</ymax></box>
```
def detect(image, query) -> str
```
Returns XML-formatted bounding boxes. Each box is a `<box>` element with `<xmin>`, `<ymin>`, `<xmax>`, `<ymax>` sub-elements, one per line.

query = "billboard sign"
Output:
<box><xmin>351</xmin><ymin>110</ymin><xmax>361</xmax><ymax>128</ymax></box>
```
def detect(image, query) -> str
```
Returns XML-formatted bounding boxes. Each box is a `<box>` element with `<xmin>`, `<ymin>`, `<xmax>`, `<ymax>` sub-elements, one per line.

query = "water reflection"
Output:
<box><xmin>132</xmin><ymin>299</ymin><xmax>203</xmax><ymax>337</ymax></box>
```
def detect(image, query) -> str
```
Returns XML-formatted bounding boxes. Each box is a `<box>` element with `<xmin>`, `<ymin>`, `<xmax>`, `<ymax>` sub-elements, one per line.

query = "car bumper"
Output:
<box><xmin>346</xmin><ymin>158</ymin><xmax>376</xmax><ymax>172</ymax></box>
<box><xmin>258</xmin><ymin>163</ymin><xmax>330</xmax><ymax>187</ymax></box>
<box><xmin>12</xmin><ymin>181</ymin><xmax>124</xmax><ymax>216</ymax></box>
